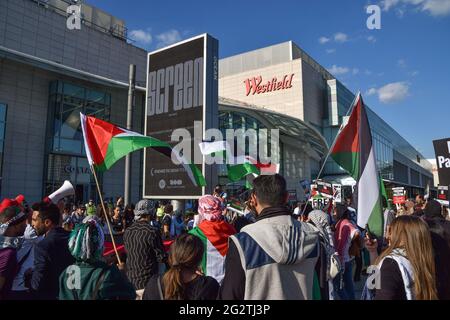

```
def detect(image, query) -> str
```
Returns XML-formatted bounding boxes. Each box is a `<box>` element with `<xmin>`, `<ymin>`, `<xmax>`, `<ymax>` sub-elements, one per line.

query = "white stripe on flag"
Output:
<box><xmin>206</xmin><ymin>239</ymin><xmax>226</xmax><ymax>284</ymax></box>
<box><xmin>80</xmin><ymin>113</ymin><xmax>94</xmax><ymax>166</ymax></box>
<box><xmin>199</xmin><ymin>141</ymin><xmax>229</xmax><ymax>155</ymax></box>
<box><xmin>357</xmin><ymin>147</ymin><xmax>380</xmax><ymax>229</ymax></box>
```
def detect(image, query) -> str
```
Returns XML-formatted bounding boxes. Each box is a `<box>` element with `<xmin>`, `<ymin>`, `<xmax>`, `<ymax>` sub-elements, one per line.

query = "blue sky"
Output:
<box><xmin>87</xmin><ymin>0</ymin><xmax>450</xmax><ymax>159</ymax></box>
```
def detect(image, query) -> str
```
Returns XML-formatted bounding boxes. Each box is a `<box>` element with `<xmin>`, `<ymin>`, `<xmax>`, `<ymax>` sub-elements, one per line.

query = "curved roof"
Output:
<box><xmin>218</xmin><ymin>97</ymin><xmax>328</xmax><ymax>159</ymax></box>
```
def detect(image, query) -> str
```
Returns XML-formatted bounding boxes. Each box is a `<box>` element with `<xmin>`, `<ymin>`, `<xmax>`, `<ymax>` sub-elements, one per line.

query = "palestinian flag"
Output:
<box><xmin>189</xmin><ymin>220</ymin><xmax>236</xmax><ymax>283</ymax></box>
<box><xmin>80</xmin><ymin>113</ymin><xmax>205</xmax><ymax>186</ymax></box>
<box><xmin>380</xmin><ymin>175</ymin><xmax>390</xmax><ymax>210</ymax></box>
<box><xmin>198</xmin><ymin>141</ymin><xmax>279</xmax><ymax>182</ymax></box>
<box><xmin>330</xmin><ymin>94</ymin><xmax>383</xmax><ymax>237</ymax></box>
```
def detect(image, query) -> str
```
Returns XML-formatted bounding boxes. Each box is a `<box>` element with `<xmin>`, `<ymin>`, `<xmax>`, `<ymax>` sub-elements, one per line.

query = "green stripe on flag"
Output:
<box><xmin>98</xmin><ymin>135</ymin><xmax>168</xmax><ymax>171</ymax></box>
<box><xmin>189</xmin><ymin>227</ymin><xmax>207</xmax><ymax>274</ymax></box>
<box><xmin>96</xmin><ymin>135</ymin><xmax>205</xmax><ymax>186</ymax></box>
<box><xmin>330</xmin><ymin>151</ymin><xmax>360</xmax><ymax>180</ymax></box>
<box><xmin>380</xmin><ymin>175</ymin><xmax>390</xmax><ymax>210</ymax></box>
<box><xmin>227</xmin><ymin>163</ymin><xmax>260</xmax><ymax>182</ymax></box>
<box><xmin>367</xmin><ymin>193</ymin><xmax>384</xmax><ymax>238</ymax></box>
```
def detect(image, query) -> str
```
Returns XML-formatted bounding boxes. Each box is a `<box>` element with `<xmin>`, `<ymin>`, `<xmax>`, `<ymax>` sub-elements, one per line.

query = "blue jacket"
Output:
<box><xmin>31</xmin><ymin>227</ymin><xmax>74</xmax><ymax>300</ymax></box>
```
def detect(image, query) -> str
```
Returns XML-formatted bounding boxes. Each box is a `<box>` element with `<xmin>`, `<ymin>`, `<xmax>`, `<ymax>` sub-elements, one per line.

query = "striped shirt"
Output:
<box><xmin>123</xmin><ymin>221</ymin><xmax>166</xmax><ymax>290</ymax></box>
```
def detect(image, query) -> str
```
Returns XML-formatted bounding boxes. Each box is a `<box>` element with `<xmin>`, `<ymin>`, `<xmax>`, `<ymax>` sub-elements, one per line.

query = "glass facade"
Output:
<box><xmin>372</xmin><ymin>131</ymin><xmax>394</xmax><ymax>180</ymax></box>
<box><xmin>0</xmin><ymin>103</ymin><xmax>6</xmax><ymax>196</ymax></box>
<box><xmin>45</xmin><ymin>81</ymin><xmax>111</xmax><ymax>203</ymax></box>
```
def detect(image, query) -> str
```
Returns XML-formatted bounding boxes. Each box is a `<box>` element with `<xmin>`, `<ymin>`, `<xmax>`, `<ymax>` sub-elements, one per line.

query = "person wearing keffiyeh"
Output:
<box><xmin>59</xmin><ymin>219</ymin><xmax>135</xmax><ymax>300</ymax></box>
<box><xmin>189</xmin><ymin>195</ymin><xmax>236</xmax><ymax>284</ymax></box>
<box><xmin>308</xmin><ymin>210</ymin><xmax>338</xmax><ymax>300</ymax></box>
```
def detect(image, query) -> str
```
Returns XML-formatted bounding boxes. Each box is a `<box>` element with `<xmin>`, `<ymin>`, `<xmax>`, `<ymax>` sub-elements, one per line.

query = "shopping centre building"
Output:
<box><xmin>0</xmin><ymin>0</ymin><xmax>434</xmax><ymax>203</ymax></box>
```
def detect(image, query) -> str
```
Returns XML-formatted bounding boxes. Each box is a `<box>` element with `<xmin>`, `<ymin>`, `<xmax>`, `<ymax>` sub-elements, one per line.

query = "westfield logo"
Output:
<box><xmin>244</xmin><ymin>74</ymin><xmax>294</xmax><ymax>96</ymax></box>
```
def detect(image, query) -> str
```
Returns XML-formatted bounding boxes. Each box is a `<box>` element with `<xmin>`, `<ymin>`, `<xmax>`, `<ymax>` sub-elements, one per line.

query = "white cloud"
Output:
<box><xmin>377</xmin><ymin>81</ymin><xmax>410</xmax><ymax>103</ymax></box>
<box><xmin>319</xmin><ymin>36</ymin><xmax>330</xmax><ymax>44</ymax></box>
<box><xmin>129</xmin><ymin>29</ymin><xmax>152</xmax><ymax>45</ymax></box>
<box><xmin>156</xmin><ymin>29</ymin><xmax>182</xmax><ymax>48</ymax></box>
<box><xmin>409</xmin><ymin>70</ymin><xmax>420</xmax><ymax>76</ymax></box>
<box><xmin>328</xmin><ymin>65</ymin><xmax>350</xmax><ymax>75</ymax></box>
<box><xmin>352</xmin><ymin>68</ymin><xmax>360</xmax><ymax>75</ymax></box>
<box><xmin>366</xmin><ymin>88</ymin><xmax>378</xmax><ymax>96</ymax></box>
<box><xmin>326</xmin><ymin>48</ymin><xmax>336</xmax><ymax>54</ymax></box>
<box><xmin>381</xmin><ymin>0</ymin><xmax>401</xmax><ymax>11</ymax></box>
<box><xmin>334</xmin><ymin>32</ymin><xmax>348</xmax><ymax>43</ymax></box>
<box><xmin>397</xmin><ymin>59</ymin><xmax>407</xmax><ymax>68</ymax></box>
<box><xmin>365</xmin><ymin>70</ymin><xmax>373</xmax><ymax>75</ymax></box>
<box><xmin>422</xmin><ymin>0</ymin><xmax>450</xmax><ymax>16</ymax></box>
<box><xmin>380</xmin><ymin>0</ymin><xmax>450</xmax><ymax>16</ymax></box>
<box><xmin>367</xmin><ymin>35</ymin><xmax>377</xmax><ymax>43</ymax></box>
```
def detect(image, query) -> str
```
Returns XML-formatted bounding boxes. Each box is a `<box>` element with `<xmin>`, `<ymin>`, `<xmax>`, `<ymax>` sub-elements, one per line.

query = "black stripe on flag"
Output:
<box><xmin>358</xmin><ymin>95</ymin><xmax>374</xmax><ymax>179</ymax></box>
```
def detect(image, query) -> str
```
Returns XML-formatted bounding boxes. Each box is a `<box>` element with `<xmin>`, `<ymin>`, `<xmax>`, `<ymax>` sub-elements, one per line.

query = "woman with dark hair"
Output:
<box><xmin>142</xmin><ymin>233</ymin><xmax>219</xmax><ymax>300</ymax></box>
<box><xmin>110</xmin><ymin>206</ymin><xmax>125</xmax><ymax>235</ymax></box>
<box><xmin>332</xmin><ymin>204</ymin><xmax>360</xmax><ymax>300</ymax></box>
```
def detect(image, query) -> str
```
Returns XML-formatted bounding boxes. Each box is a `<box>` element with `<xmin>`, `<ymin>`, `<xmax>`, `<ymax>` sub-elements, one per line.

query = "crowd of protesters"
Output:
<box><xmin>1</xmin><ymin>174</ymin><xmax>449</xmax><ymax>300</ymax></box>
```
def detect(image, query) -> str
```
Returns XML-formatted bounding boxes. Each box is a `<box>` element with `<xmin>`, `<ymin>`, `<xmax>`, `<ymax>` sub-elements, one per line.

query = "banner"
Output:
<box><xmin>315</xmin><ymin>180</ymin><xmax>333</xmax><ymax>199</ymax></box>
<box><xmin>436</xmin><ymin>185</ymin><xmax>449</xmax><ymax>206</ymax></box>
<box><xmin>332</xmin><ymin>184</ymin><xmax>342</xmax><ymax>203</ymax></box>
<box><xmin>309</xmin><ymin>194</ymin><xmax>330</xmax><ymax>210</ymax></box>
<box><xmin>299</xmin><ymin>179</ymin><xmax>310</xmax><ymax>201</ymax></box>
<box><xmin>143</xmin><ymin>34</ymin><xmax>219</xmax><ymax>199</ymax></box>
<box><xmin>437</xmin><ymin>185</ymin><xmax>449</xmax><ymax>202</ymax></box>
<box><xmin>392</xmin><ymin>187</ymin><xmax>406</xmax><ymax>205</ymax></box>
<box><xmin>433</xmin><ymin>138</ymin><xmax>450</xmax><ymax>186</ymax></box>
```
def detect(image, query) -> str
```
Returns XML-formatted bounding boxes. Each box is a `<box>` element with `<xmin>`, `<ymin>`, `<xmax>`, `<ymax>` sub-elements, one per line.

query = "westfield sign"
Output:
<box><xmin>244</xmin><ymin>74</ymin><xmax>294</xmax><ymax>96</ymax></box>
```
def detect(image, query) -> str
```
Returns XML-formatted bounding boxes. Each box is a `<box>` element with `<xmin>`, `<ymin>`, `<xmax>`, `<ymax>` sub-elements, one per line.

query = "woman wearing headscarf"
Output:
<box><xmin>307</xmin><ymin>209</ymin><xmax>339</xmax><ymax>300</ymax></box>
<box><xmin>59</xmin><ymin>219</ymin><xmax>135</xmax><ymax>300</ymax></box>
<box><xmin>189</xmin><ymin>195</ymin><xmax>236</xmax><ymax>284</ymax></box>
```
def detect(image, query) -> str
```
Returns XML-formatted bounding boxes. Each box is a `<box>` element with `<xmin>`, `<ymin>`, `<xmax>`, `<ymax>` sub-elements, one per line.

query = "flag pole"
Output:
<box><xmin>300</xmin><ymin>91</ymin><xmax>361</xmax><ymax>216</ymax></box>
<box><xmin>90</xmin><ymin>164</ymin><xmax>122</xmax><ymax>264</ymax></box>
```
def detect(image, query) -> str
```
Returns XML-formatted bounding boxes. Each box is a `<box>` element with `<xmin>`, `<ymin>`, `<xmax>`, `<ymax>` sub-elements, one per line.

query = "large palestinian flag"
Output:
<box><xmin>80</xmin><ymin>113</ymin><xmax>205</xmax><ymax>186</ymax></box>
<box><xmin>189</xmin><ymin>220</ymin><xmax>236</xmax><ymax>283</ymax></box>
<box><xmin>330</xmin><ymin>94</ymin><xmax>383</xmax><ymax>237</ymax></box>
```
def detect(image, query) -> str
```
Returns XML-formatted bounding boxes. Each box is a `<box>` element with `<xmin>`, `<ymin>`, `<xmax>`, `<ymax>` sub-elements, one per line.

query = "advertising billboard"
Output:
<box><xmin>143</xmin><ymin>34</ymin><xmax>219</xmax><ymax>199</ymax></box>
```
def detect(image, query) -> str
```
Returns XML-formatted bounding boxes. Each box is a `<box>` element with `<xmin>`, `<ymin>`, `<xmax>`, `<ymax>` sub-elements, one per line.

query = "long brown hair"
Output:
<box><xmin>375</xmin><ymin>215</ymin><xmax>438</xmax><ymax>300</ymax></box>
<box><xmin>162</xmin><ymin>233</ymin><xmax>204</xmax><ymax>300</ymax></box>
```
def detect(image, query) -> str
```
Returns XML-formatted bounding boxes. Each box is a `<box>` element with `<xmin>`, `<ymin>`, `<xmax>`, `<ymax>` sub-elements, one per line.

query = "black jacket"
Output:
<box><xmin>123</xmin><ymin>221</ymin><xmax>167</xmax><ymax>290</ymax></box>
<box><xmin>31</xmin><ymin>227</ymin><xmax>74</xmax><ymax>300</ymax></box>
<box><xmin>425</xmin><ymin>217</ymin><xmax>450</xmax><ymax>300</ymax></box>
<box><xmin>218</xmin><ymin>206</ymin><xmax>290</xmax><ymax>300</ymax></box>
